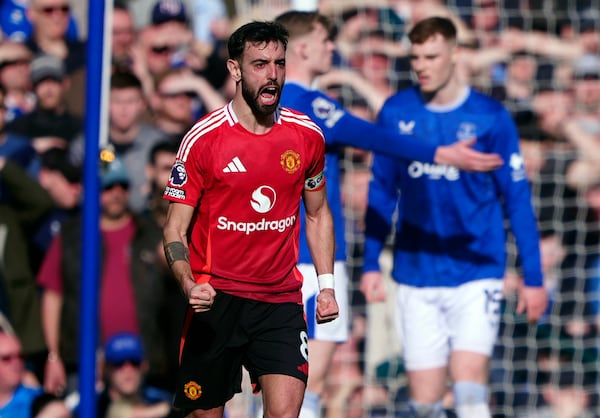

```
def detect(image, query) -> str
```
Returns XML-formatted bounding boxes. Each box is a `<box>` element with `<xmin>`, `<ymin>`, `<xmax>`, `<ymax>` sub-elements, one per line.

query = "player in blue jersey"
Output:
<box><xmin>360</xmin><ymin>16</ymin><xmax>548</xmax><ymax>418</ymax></box>
<box><xmin>274</xmin><ymin>11</ymin><xmax>504</xmax><ymax>418</ymax></box>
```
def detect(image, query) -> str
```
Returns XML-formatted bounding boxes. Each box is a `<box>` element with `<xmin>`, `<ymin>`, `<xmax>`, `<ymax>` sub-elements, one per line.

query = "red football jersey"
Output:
<box><xmin>164</xmin><ymin>103</ymin><xmax>326</xmax><ymax>303</ymax></box>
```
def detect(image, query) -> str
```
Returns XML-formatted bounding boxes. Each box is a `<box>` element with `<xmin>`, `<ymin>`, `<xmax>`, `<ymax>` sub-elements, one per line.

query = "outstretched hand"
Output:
<box><xmin>316</xmin><ymin>289</ymin><xmax>339</xmax><ymax>324</ymax></box>
<box><xmin>435</xmin><ymin>138</ymin><xmax>503</xmax><ymax>172</ymax></box>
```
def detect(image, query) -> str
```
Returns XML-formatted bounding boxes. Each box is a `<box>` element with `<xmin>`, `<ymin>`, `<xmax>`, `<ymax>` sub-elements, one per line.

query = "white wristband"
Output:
<box><xmin>317</xmin><ymin>273</ymin><xmax>334</xmax><ymax>290</ymax></box>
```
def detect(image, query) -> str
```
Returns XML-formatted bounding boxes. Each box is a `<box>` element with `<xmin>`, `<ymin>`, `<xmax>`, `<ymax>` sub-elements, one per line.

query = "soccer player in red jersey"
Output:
<box><xmin>162</xmin><ymin>20</ymin><xmax>339</xmax><ymax>418</ymax></box>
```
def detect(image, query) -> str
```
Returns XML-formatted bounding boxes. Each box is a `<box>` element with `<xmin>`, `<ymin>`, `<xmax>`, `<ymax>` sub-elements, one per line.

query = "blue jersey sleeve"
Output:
<box><xmin>332</xmin><ymin>110</ymin><xmax>436</xmax><ymax>162</ymax></box>
<box><xmin>362</xmin><ymin>153</ymin><xmax>400</xmax><ymax>273</ymax></box>
<box><xmin>294</xmin><ymin>90</ymin><xmax>436</xmax><ymax>163</ymax></box>
<box><xmin>489</xmin><ymin>108</ymin><xmax>543</xmax><ymax>287</ymax></box>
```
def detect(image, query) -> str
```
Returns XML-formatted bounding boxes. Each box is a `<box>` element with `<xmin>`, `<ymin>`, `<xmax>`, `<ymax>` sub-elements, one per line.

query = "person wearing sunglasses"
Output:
<box><xmin>24</xmin><ymin>0</ymin><xmax>85</xmax><ymax>74</ymax></box>
<box><xmin>0</xmin><ymin>325</ymin><xmax>44</xmax><ymax>416</ymax></box>
<box><xmin>95</xmin><ymin>332</ymin><xmax>172</xmax><ymax>418</ymax></box>
<box><xmin>149</xmin><ymin>67</ymin><xmax>225</xmax><ymax>146</ymax></box>
<box><xmin>0</xmin><ymin>40</ymin><xmax>35</xmax><ymax>123</ymax></box>
<box><xmin>24</xmin><ymin>0</ymin><xmax>86</xmax><ymax>118</ymax></box>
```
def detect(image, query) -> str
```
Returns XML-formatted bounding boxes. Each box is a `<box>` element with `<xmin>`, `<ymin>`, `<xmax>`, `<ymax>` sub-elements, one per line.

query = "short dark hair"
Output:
<box><xmin>113</xmin><ymin>0</ymin><xmax>128</xmax><ymax>10</ymax></box>
<box><xmin>110</xmin><ymin>70</ymin><xmax>143</xmax><ymax>90</ymax></box>
<box><xmin>275</xmin><ymin>11</ymin><xmax>333</xmax><ymax>40</ymax></box>
<box><xmin>149</xmin><ymin>140</ymin><xmax>178</xmax><ymax>165</ymax></box>
<box><xmin>227</xmin><ymin>21</ymin><xmax>288</xmax><ymax>61</ymax></box>
<box><xmin>40</xmin><ymin>147</ymin><xmax>82</xmax><ymax>183</ymax></box>
<box><xmin>408</xmin><ymin>16</ymin><xmax>457</xmax><ymax>44</ymax></box>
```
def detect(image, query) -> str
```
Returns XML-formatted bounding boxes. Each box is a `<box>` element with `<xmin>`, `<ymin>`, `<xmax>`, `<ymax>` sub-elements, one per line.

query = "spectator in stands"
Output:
<box><xmin>0</xmin><ymin>0</ymin><xmax>79</xmax><ymax>42</ymax></box>
<box><xmin>132</xmin><ymin>0</ymin><xmax>230</xmax><ymax>100</ymax></box>
<box><xmin>96</xmin><ymin>332</ymin><xmax>172</xmax><ymax>418</ymax></box>
<box><xmin>189</xmin><ymin>0</ymin><xmax>231</xmax><ymax>92</ymax></box>
<box><xmin>0</xmin><ymin>40</ymin><xmax>35</xmax><ymax>123</ymax></box>
<box><xmin>24</xmin><ymin>0</ymin><xmax>85</xmax><ymax>74</ymax></box>
<box><xmin>150</xmin><ymin>67</ymin><xmax>225</xmax><ymax>144</ymax></box>
<box><xmin>37</xmin><ymin>157</ymin><xmax>171</xmax><ymax>396</ymax></box>
<box><xmin>6</xmin><ymin>54</ymin><xmax>82</xmax><ymax>154</ymax></box>
<box><xmin>534</xmin><ymin>58</ymin><xmax>600</xmax><ymax>191</ymax></box>
<box><xmin>345</xmin><ymin>30</ymin><xmax>397</xmax><ymax>98</ymax></box>
<box><xmin>24</xmin><ymin>0</ymin><xmax>86</xmax><ymax>116</ymax></box>
<box><xmin>143</xmin><ymin>141</ymin><xmax>178</xmax><ymax>228</ymax></box>
<box><xmin>134</xmin><ymin>0</ymin><xmax>194</xmax><ymax>97</ymax></box>
<box><xmin>0</xmin><ymin>156</ymin><xmax>54</xmax><ymax>381</ymax></box>
<box><xmin>190</xmin><ymin>0</ymin><xmax>229</xmax><ymax>47</ymax></box>
<box><xmin>490</xmin><ymin>51</ymin><xmax>538</xmax><ymax>114</ymax></box>
<box><xmin>70</xmin><ymin>70</ymin><xmax>166</xmax><ymax>213</ymax></box>
<box><xmin>570</xmin><ymin>55</ymin><xmax>600</xmax><ymax>133</ymax></box>
<box><xmin>498</xmin><ymin>12</ymin><xmax>599</xmax><ymax>73</ymax></box>
<box><xmin>111</xmin><ymin>1</ymin><xmax>138</xmax><ymax>74</ymax></box>
<box><xmin>30</xmin><ymin>147</ymin><xmax>82</xmax><ymax>273</ymax></box>
<box><xmin>0</xmin><ymin>85</ymin><xmax>39</xmax><ymax>179</ymax></box>
<box><xmin>30</xmin><ymin>392</ymin><xmax>72</xmax><ymax>418</ymax></box>
<box><xmin>0</xmin><ymin>324</ymin><xmax>43</xmax><ymax>415</ymax></box>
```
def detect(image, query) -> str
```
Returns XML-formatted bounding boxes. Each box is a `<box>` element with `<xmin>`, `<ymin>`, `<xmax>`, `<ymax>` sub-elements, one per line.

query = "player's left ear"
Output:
<box><xmin>298</xmin><ymin>41</ymin><xmax>310</xmax><ymax>60</ymax></box>
<box><xmin>227</xmin><ymin>59</ymin><xmax>242</xmax><ymax>82</ymax></box>
<box><xmin>450</xmin><ymin>43</ymin><xmax>460</xmax><ymax>65</ymax></box>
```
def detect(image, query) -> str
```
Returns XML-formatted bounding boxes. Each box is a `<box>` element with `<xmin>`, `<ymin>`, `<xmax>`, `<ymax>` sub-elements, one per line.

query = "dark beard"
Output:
<box><xmin>241</xmin><ymin>79</ymin><xmax>279</xmax><ymax>117</ymax></box>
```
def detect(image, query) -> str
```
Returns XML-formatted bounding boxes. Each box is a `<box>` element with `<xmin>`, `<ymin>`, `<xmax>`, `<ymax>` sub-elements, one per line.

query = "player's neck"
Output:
<box><xmin>284</xmin><ymin>63</ymin><xmax>313</xmax><ymax>88</ymax></box>
<box><xmin>231</xmin><ymin>98</ymin><xmax>275</xmax><ymax>134</ymax></box>
<box><xmin>424</xmin><ymin>77</ymin><xmax>467</xmax><ymax>106</ymax></box>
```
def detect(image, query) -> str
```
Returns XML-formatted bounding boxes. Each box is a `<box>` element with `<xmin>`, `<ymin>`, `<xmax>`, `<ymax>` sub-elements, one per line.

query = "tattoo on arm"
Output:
<box><xmin>164</xmin><ymin>241</ymin><xmax>190</xmax><ymax>267</ymax></box>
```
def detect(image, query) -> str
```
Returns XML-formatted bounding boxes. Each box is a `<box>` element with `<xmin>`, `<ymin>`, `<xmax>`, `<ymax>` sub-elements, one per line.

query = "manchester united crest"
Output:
<box><xmin>281</xmin><ymin>150</ymin><xmax>301</xmax><ymax>174</ymax></box>
<box><xmin>184</xmin><ymin>381</ymin><xmax>202</xmax><ymax>400</ymax></box>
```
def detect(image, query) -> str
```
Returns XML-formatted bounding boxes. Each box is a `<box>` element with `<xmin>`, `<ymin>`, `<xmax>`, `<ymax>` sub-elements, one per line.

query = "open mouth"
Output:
<box><xmin>260</xmin><ymin>85</ymin><xmax>279</xmax><ymax>105</ymax></box>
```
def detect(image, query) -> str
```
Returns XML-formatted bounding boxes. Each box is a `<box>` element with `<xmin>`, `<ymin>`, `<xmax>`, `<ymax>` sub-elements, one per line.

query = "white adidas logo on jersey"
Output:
<box><xmin>223</xmin><ymin>157</ymin><xmax>247</xmax><ymax>173</ymax></box>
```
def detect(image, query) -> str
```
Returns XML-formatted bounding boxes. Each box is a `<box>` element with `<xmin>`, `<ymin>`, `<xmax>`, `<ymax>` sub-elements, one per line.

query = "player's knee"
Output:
<box><xmin>408</xmin><ymin>400</ymin><xmax>445</xmax><ymax>418</ymax></box>
<box><xmin>453</xmin><ymin>381</ymin><xmax>490</xmax><ymax>418</ymax></box>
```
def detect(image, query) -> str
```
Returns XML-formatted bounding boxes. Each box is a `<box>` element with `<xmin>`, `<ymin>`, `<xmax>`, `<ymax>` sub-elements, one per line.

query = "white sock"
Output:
<box><xmin>408</xmin><ymin>400</ymin><xmax>446</xmax><ymax>418</ymax></box>
<box><xmin>453</xmin><ymin>381</ymin><xmax>490</xmax><ymax>418</ymax></box>
<box><xmin>299</xmin><ymin>390</ymin><xmax>321</xmax><ymax>418</ymax></box>
<box><xmin>455</xmin><ymin>403</ymin><xmax>491</xmax><ymax>418</ymax></box>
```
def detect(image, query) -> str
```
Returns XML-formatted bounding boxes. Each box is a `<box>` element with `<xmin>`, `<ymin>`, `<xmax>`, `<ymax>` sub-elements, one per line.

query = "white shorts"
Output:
<box><xmin>299</xmin><ymin>261</ymin><xmax>349</xmax><ymax>342</ymax></box>
<box><xmin>396</xmin><ymin>279</ymin><xmax>504</xmax><ymax>370</ymax></box>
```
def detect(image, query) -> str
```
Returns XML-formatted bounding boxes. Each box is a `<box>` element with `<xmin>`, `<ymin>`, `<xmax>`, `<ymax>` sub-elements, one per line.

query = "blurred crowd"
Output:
<box><xmin>0</xmin><ymin>0</ymin><xmax>598</xmax><ymax>417</ymax></box>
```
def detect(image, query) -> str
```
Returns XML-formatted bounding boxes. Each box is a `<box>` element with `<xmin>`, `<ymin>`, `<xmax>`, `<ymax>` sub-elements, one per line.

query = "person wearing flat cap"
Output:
<box><xmin>0</xmin><ymin>40</ymin><xmax>35</xmax><ymax>122</ymax></box>
<box><xmin>5</xmin><ymin>54</ymin><xmax>82</xmax><ymax>154</ymax></box>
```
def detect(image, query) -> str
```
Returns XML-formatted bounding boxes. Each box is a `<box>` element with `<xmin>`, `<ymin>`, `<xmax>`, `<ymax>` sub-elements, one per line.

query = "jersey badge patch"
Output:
<box><xmin>311</xmin><ymin>97</ymin><xmax>335</xmax><ymax>119</ymax></box>
<box><xmin>311</xmin><ymin>97</ymin><xmax>344</xmax><ymax>128</ymax></box>
<box><xmin>457</xmin><ymin>122</ymin><xmax>477</xmax><ymax>141</ymax></box>
<box><xmin>280</xmin><ymin>149</ymin><xmax>301</xmax><ymax>174</ymax></box>
<box><xmin>169</xmin><ymin>161</ymin><xmax>187</xmax><ymax>186</ymax></box>
<box><xmin>305</xmin><ymin>171</ymin><xmax>324</xmax><ymax>191</ymax></box>
<box><xmin>183</xmin><ymin>381</ymin><xmax>202</xmax><ymax>400</ymax></box>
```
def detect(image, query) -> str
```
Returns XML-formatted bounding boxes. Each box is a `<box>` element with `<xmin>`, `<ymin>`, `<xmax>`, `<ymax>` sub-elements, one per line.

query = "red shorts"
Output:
<box><xmin>173</xmin><ymin>291</ymin><xmax>309</xmax><ymax>412</ymax></box>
